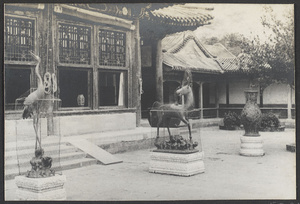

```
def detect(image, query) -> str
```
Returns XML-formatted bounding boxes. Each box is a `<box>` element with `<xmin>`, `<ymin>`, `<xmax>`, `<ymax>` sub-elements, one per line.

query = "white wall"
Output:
<box><xmin>263</xmin><ymin>83</ymin><xmax>294</xmax><ymax>104</ymax></box>
<box><xmin>218</xmin><ymin>82</ymin><xmax>226</xmax><ymax>104</ymax></box>
<box><xmin>229</xmin><ymin>80</ymin><xmax>250</xmax><ymax>104</ymax></box>
<box><xmin>209</xmin><ymin>83</ymin><xmax>216</xmax><ymax>104</ymax></box>
<box><xmin>5</xmin><ymin>112</ymin><xmax>137</xmax><ymax>139</ymax></box>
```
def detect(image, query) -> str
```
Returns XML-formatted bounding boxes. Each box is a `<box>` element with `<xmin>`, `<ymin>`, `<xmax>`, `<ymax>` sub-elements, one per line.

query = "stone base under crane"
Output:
<box><xmin>149</xmin><ymin>150</ymin><xmax>205</xmax><ymax>176</ymax></box>
<box><xmin>15</xmin><ymin>175</ymin><xmax>66</xmax><ymax>200</ymax></box>
<box><xmin>240</xmin><ymin>136</ymin><xmax>265</xmax><ymax>156</ymax></box>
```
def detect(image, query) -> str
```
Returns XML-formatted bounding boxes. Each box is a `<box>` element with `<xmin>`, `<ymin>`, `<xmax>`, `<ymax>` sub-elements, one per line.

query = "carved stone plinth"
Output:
<box><xmin>240</xmin><ymin>136</ymin><xmax>265</xmax><ymax>156</ymax></box>
<box><xmin>15</xmin><ymin>175</ymin><xmax>66</xmax><ymax>200</ymax></box>
<box><xmin>149</xmin><ymin>150</ymin><xmax>205</xmax><ymax>176</ymax></box>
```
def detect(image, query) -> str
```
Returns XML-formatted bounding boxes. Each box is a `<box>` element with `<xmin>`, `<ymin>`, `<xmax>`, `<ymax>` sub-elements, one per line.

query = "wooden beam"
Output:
<box><xmin>5</xmin><ymin>4</ymin><xmax>45</xmax><ymax>10</ymax></box>
<box><xmin>54</xmin><ymin>4</ymin><xmax>135</xmax><ymax>31</ymax></box>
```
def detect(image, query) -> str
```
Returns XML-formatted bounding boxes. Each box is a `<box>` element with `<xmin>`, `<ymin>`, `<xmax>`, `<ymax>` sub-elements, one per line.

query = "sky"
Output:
<box><xmin>193</xmin><ymin>4</ymin><xmax>294</xmax><ymax>42</ymax></box>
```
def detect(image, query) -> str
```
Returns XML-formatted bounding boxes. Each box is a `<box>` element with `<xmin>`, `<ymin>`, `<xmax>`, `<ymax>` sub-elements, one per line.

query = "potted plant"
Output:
<box><xmin>220</xmin><ymin>111</ymin><xmax>241</xmax><ymax>130</ymax></box>
<box><xmin>259</xmin><ymin>112</ymin><xmax>285</xmax><ymax>132</ymax></box>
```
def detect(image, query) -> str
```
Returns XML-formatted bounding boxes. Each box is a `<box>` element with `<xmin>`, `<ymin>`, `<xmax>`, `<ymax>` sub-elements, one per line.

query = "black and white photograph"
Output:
<box><xmin>3</xmin><ymin>2</ymin><xmax>296</xmax><ymax>201</ymax></box>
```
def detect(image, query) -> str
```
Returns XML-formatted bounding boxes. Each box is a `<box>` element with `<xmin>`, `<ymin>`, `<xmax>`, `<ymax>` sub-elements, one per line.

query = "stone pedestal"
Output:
<box><xmin>240</xmin><ymin>136</ymin><xmax>265</xmax><ymax>156</ymax></box>
<box><xmin>149</xmin><ymin>150</ymin><xmax>205</xmax><ymax>176</ymax></box>
<box><xmin>15</xmin><ymin>175</ymin><xmax>67</xmax><ymax>200</ymax></box>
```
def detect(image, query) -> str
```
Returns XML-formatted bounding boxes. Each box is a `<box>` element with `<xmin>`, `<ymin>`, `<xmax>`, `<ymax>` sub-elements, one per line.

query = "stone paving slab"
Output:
<box><xmin>5</xmin><ymin>127</ymin><xmax>296</xmax><ymax>201</ymax></box>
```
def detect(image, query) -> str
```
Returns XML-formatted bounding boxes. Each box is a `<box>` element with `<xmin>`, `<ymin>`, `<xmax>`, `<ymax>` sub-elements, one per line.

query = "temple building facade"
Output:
<box><xmin>4</xmin><ymin>3</ymin><xmax>215</xmax><ymax>136</ymax></box>
<box><xmin>151</xmin><ymin>31</ymin><xmax>295</xmax><ymax>120</ymax></box>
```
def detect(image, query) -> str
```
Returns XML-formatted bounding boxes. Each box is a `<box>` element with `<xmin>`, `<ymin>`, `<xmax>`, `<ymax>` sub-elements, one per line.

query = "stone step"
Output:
<box><xmin>5</xmin><ymin>137</ymin><xmax>66</xmax><ymax>152</ymax></box>
<box><xmin>5</xmin><ymin>151</ymin><xmax>87</xmax><ymax>170</ymax></box>
<box><xmin>5</xmin><ymin>157</ymin><xmax>98</xmax><ymax>180</ymax></box>
<box><xmin>5</xmin><ymin>144</ymin><xmax>78</xmax><ymax>161</ymax></box>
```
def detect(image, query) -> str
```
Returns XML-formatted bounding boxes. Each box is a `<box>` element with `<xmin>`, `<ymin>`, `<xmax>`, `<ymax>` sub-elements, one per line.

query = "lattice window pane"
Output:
<box><xmin>99</xmin><ymin>29</ymin><xmax>126</xmax><ymax>67</ymax></box>
<box><xmin>5</xmin><ymin>16</ymin><xmax>34</xmax><ymax>61</ymax></box>
<box><xmin>59</xmin><ymin>23</ymin><xmax>91</xmax><ymax>65</ymax></box>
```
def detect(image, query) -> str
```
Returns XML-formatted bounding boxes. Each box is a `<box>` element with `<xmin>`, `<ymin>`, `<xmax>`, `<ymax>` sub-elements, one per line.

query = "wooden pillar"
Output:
<box><xmin>156</xmin><ymin>39</ymin><xmax>163</xmax><ymax>103</ymax></box>
<box><xmin>287</xmin><ymin>84</ymin><xmax>292</xmax><ymax>119</ymax></box>
<box><xmin>226</xmin><ymin>81</ymin><xmax>229</xmax><ymax>107</ymax></box>
<box><xmin>45</xmin><ymin>4</ymin><xmax>55</xmax><ymax>136</ymax></box>
<box><xmin>215</xmin><ymin>82</ymin><xmax>219</xmax><ymax>118</ymax></box>
<box><xmin>92</xmin><ymin>25</ymin><xmax>98</xmax><ymax>110</ymax></box>
<box><xmin>199</xmin><ymin>82</ymin><xmax>203</xmax><ymax>119</ymax></box>
<box><xmin>132</xmin><ymin>19</ymin><xmax>142</xmax><ymax>126</ymax></box>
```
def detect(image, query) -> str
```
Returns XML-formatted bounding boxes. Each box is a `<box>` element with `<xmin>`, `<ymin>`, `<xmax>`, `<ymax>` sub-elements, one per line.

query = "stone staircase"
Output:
<box><xmin>4</xmin><ymin>118</ymin><xmax>224</xmax><ymax>180</ymax></box>
<box><xmin>5</xmin><ymin>137</ymin><xmax>97</xmax><ymax>180</ymax></box>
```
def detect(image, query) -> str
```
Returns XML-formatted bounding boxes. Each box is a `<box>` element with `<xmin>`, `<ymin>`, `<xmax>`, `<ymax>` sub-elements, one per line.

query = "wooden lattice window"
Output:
<box><xmin>99</xmin><ymin>29</ymin><xmax>126</xmax><ymax>67</ymax></box>
<box><xmin>58</xmin><ymin>23</ymin><xmax>91</xmax><ymax>65</ymax></box>
<box><xmin>5</xmin><ymin>16</ymin><xmax>35</xmax><ymax>61</ymax></box>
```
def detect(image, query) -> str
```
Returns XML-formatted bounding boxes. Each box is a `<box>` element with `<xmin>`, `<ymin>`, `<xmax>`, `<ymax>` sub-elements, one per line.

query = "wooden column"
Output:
<box><xmin>132</xmin><ymin>19</ymin><xmax>142</xmax><ymax>126</ymax></box>
<box><xmin>156</xmin><ymin>39</ymin><xmax>163</xmax><ymax>103</ymax></box>
<box><xmin>136</xmin><ymin>19</ymin><xmax>142</xmax><ymax>126</ymax></box>
<box><xmin>215</xmin><ymin>82</ymin><xmax>219</xmax><ymax>118</ymax></box>
<box><xmin>199</xmin><ymin>82</ymin><xmax>203</xmax><ymax>119</ymax></box>
<box><xmin>226</xmin><ymin>81</ymin><xmax>229</xmax><ymax>107</ymax></box>
<box><xmin>45</xmin><ymin>4</ymin><xmax>55</xmax><ymax>136</ymax></box>
<box><xmin>92</xmin><ymin>25</ymin><xmax>98</xmax><ymax>110</ymax></box>
<box><xmin>287</xmin><ymin>84</ymin><xmax>292</xmax><ymax>119</ymax></box>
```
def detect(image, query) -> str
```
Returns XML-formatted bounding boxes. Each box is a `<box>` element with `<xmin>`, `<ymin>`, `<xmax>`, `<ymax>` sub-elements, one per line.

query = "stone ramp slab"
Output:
<box><xmin>66</xmin><ymin>138</ymin><xmax>122</xmax><ymax>165</ymax></box>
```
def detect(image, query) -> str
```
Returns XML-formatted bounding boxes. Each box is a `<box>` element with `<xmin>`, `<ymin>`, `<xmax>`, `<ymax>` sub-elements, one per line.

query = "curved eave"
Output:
<box><xmin>148</xmin><ymin>4</ymin><xmax>213</xmax><ymax>27</ymax></box>
<box><xmin>163</xmin><ymin>62</ymin><xmax>224</xmax><ymax>75</ymax></box>
<box><xmin>148</xmin><ymin>14</ymin><xmax>212</xmax><ymax>27</ymax></box>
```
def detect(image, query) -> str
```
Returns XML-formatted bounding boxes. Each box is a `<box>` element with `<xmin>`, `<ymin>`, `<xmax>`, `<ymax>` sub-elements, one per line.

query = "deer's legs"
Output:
<box><xmin>156</xmin><ymin>115</ymin><xmax>163</xmax><ymax>139</ymax></box>
<box><xmin>165</xmin><ymin>117</ymin><xmax>172</xmax><ymax>137</ymax></box>
<box><xmin>181</xmin><ymin>118</ymin><xmax>192</xmax><ymax>141</ymax></box>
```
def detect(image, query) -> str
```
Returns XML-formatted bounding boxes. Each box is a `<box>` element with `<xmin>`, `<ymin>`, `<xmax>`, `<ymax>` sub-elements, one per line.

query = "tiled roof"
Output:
<box><xmin>148</xmin><ymin>4</ymin><xmax>214</xmax><ymax>27</ymax></box>
<box><xmin>205</xmin><ymin>43</ymin><xmax>249</xmax><ymax>72</ymax></box>
<box><xmin>162</xmin><ymin>31</ymin><xmax>223</xmax><ymax>74</ymax></box>
<box><xmin>214</xmin><ymin>58</ymin><xmax>240</xmax><ymax>71</ymax></box>
<box><xmin>204</xmin><ymin>43</ymin><xmax>236</xmax><ymax>58</ymax></box>
<box><xmin>163</xmin><ymin>31</ymin><xmax>213</xmax><ymax>56</ymax></box>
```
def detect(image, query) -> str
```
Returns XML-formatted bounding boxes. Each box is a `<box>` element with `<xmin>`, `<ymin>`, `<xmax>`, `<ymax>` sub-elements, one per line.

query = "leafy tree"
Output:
<box><xmin>201</xmin><ymin>36</ymin><xmax>219</xmax><ymax>45</ymax></box>
<box><xmin>239</xmin><ymin>6</ymin><xmax>294</xmax><ymax>90</ymax></box>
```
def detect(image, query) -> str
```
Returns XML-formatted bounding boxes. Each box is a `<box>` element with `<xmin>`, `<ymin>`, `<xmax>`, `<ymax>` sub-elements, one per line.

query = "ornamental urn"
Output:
<box><xmin>240</xmin><ymin>88</ymin><xmax>262</xmax><ymax>136</ymax></box>
<box><xmin>77</xmin><ymin>94</ymin><xmax>85</xmax><ymax>107</ymax></box>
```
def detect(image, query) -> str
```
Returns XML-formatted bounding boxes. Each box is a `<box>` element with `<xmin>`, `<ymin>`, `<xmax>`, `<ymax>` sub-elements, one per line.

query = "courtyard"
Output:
<box><xmin>5</xmin><ymin>126</ymin><xmax>296</xmax><ymax>201</ymax></box>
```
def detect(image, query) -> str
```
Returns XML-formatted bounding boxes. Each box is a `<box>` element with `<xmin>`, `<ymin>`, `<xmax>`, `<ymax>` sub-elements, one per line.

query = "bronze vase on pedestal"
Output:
<box><xmin>240</xmin><ymin>88</ymin><xmax>264</xmax><ymax>156</ymax></box>
<box><xmin>240</xmin><ymin>88</ymin><xmax>262</xmax><ymax>136</ymax></box>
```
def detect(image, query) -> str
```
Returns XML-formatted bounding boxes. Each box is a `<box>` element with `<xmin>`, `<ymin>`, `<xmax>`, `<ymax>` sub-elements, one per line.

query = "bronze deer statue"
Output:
<box><xmin>152</xmin><ymin>83</ymin><xmax>195</xmax><ymax>143</ymax></box>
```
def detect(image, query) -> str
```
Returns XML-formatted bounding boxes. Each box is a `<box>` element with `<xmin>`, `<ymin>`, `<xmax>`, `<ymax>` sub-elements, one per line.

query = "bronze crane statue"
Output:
<box><xmin>22</xmin><ymin>51</ymin><xmax>45</xmax><ymax>150</ymax></box>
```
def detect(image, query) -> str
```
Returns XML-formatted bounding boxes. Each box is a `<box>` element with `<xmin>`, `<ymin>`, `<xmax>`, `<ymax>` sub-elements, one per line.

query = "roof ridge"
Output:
<box><xmin>167</xmin><ymin>31</ymin><xmax>216</xmax><ymax>59</ymax></box>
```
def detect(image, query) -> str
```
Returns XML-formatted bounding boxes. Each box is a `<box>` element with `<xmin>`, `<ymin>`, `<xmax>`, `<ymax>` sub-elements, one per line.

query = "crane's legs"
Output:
<box><xmin>33</xmin><ymin>115</ymin><xmax>41</xmax><ymax>150</ymax></box>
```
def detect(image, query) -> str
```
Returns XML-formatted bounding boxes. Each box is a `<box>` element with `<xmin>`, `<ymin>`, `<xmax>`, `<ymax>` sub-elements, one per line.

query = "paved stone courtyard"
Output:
<box><xmin>5</xmin><ymin>126</ymin><xmax>296</xmax><ymax>201</ymax></box>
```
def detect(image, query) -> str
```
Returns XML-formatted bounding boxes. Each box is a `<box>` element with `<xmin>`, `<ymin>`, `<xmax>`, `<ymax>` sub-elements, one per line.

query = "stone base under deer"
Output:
<box><xmin>149</xmin><ymin>150</ymin><xmax>205</xmax><ymax>176</ymax></box>
<box><xmin>240</xmin><ymin>136</ymin><xmax>265</xmax><ymax>156</ymax></box>
<box><xmin>15</xmin><ymin>175</ymin><xmax>66</xmax><ymax>200</ymax></box>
